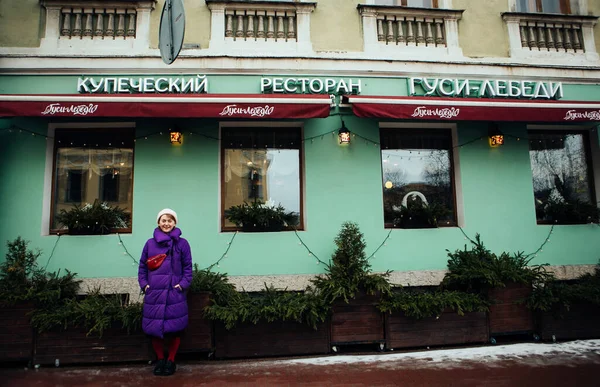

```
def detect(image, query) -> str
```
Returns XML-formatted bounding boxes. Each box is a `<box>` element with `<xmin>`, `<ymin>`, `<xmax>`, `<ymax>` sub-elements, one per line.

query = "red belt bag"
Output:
<box><xmin>147</xmin><ymin>253</ymin><xmax>167</xmax><ymax>270</ymax></box>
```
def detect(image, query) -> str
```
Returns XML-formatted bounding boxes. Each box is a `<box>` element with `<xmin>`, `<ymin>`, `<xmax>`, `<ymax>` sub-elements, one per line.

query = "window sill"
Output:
<box><xmin>384</xmin><ymin>222</ymin><xmax>456</xmax><ymax>229</ymax></box>
<box><xmin>222</xmin><ymin>226</ymin><xmax>304</xmax><ymax>233</ymax></box>
<box><xmin>51</xmin><ymin>228</ymin><xmax>132</xmax><ymax>236</ymax></box>
<box><xmin>536</xmin><ymin>220</ymin><xmax>597</xmax><ymax>226</ymax></box>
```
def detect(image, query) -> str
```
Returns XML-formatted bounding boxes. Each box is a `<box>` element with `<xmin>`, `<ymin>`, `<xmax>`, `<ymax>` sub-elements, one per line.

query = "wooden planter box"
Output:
<box><xmin>330</xmin><ymin>293</ymin><xmax>385</xmax><ymax>347</ymax></box>
<box><xmin>488</xmin><ymin>283</ymin><xmax>535</xmax><ymax>339</ymax></box>
<box><xmin>0</xmin><ymin>302</ymin><xmax>34</xmax><ymax>363</ymax></box>
<box><xmin>178</xmin><ymin>291</ymin><xmax>213</xmax><ymax>354</ymax></box>
<box><xmin>214</xmin><ymin>320</ymin><xmax>329</xmax><ymax>359</ymax></box>
<box><xmin>538</xmin><ymin>302</ymin><xmax>600</xmax><ymax>341</ymax></box>
<box><xmin>33</xmin><ymin>324</ymin><xmax>151</xmax><ymax>365</ymax></box>
<box><xmin>385</xmin><ymin>309</ymin><xmax>488</xmax><ymax>350</ymax></box>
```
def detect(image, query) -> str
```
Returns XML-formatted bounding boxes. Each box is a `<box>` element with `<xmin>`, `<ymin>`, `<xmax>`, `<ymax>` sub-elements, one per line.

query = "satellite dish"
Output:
<box><xmin>159</xmin><ymin>0</ymin><xmax>186</xmax><ymax>65</ymax></box>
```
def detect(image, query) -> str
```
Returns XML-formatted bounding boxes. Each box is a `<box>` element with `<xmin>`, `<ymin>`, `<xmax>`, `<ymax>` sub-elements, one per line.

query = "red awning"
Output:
<box><xmin>345</xmin><ymin>96</ymin><xmax>600</xmax><ymax>123</ymax></box>
<box><xmin>0</xmin><ymin>94</ymin><xmax>332</xmax><ymax>119</ymax></box>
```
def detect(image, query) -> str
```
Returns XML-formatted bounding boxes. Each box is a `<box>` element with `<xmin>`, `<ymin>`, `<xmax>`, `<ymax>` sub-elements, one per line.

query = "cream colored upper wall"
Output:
<box><xmin>1</xmin><ymin>0</ymin><xmax>598</xmax><ymax>61</ymax></box>
<box><xmin>0</xmin><ymin>0</ymin><xmax>42</xmax><ymax>47</ymax></box>
<box><xmin>311</xmin><ymin>0</ymin><xmax>363</xmax><ymax>52</ymax></box>
<box><xmin>455</xmin><ymin>0</ymin><xmax>509</xmax><ymax>58</ymax></box>
<box><xmin>150</xmin><ymin>0</ymin><xmax>211</xmax><ymax>49</ymax></box>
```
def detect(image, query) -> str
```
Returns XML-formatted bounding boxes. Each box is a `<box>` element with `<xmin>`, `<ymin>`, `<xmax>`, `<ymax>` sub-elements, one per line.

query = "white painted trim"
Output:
<box><xmin>0</xmin><ymin>95</ymin><xmax>332</xmax><ymax>105</ymax></box>
<box><xmin>348</xmin><ymin>97</ymin><xmax>600</xmax><ymax>109</ymax></box>
<box><xmin>39</xmin><ymin>1</ymin><xmax>156</xmax><ymax>55</ymax></box>
<box><xmin>43</xmin><ymin>122</ymin><xmax>136</xmax><ymax>235</ymax></box>
<box><xmin>206</xmin><ymin>1</ymin><xmax>315</xmax><ymax>55</ymax></box>
<box><xmin>378</xmin><ymin>122</ymin><xmax>464</xmax><ymax>227</ymax></box>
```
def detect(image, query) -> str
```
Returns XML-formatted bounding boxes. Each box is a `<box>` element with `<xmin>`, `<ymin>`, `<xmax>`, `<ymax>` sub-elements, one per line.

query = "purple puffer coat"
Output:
<box><xmin>138</xmin><ymin>227</ymin><xmax>193</xmax><ymax>338</ymax></box>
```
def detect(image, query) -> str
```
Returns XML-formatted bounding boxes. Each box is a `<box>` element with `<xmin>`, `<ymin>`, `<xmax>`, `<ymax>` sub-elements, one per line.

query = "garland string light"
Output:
<box><xmin>117</xmin><ymin>233</ymin><xmax>139</xmax><ymax>265</ymax></box>
<box><xmin>1</xmin><ymin>124</ymin><xmax>500</xmax><ymax>151</ymax></box>
<box><xmin>366</xmin><ymin>229</ymin><xmax>392</xmax><ymax>260</ymax></box>
<box><xmin>205</xmin><ymin>231</ymin><xmax>238</xmax><ymax>271</ymax></box>
<box><xmin>458</xmin><ymin>224</ymin><xmax>554</xmax><ymax>259</ymax></box>
<box><xmin>43</xmin><ymin>234</ymin><xmax>62</xmax><ymax>271</ymax></box>
<box><xmin>525</xmin><ymin>224</ymin><xmax>554</xmax><ymax>258</ymax></box>
<box><xmin>293</xmin><ymin>228</ymin><xmax>328</xmax><ymax>265</ymax></box>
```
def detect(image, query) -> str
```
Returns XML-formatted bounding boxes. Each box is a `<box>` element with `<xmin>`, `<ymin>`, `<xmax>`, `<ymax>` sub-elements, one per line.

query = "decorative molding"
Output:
<box><xmin>502</xmin><ymin>12</ymin><xmax>599</xmax><ymax>63</ymax></box>
<box><xmin>39</xmin><ymin>0</ymin><xmax>157</xmax><ymax>54</ymax></box>
<box><xmin>206</xmin><ymin>0</ymin><xmax>317</xmax><ymax>55</ymax></box>
<box><xmin>357</xmin><ymin>5</ymin><xmax>465</xmax><ymax>59</ymax></box>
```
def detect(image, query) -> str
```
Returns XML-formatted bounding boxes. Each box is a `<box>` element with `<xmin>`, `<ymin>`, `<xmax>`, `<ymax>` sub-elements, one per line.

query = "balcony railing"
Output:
<box><xmin>225</xmin><ymin>9</ymin><xmax>296</xmax><ymax>42</ymax></box>
<box><xmin>39</xmin><ymin>0</ymin><xmax>156</xmax><ymax>53</ymax></box>
<box><xmin>59</xmin><ymin>7</ymin><xmax>137</xmax><ymax>39</ymax></box>
<box><xmin>503</xmin><ymin>12</ymin><xmax>599</xmax><ymax>62</ymax></box>
<box><xmin>358</xmin><ymin>5</ymin><xmax>464</xmax><ymax>57</ymax></box>
<box><xmin>206</xmin><ymin>0</ymin><xmax>316</xmax><ymax>53</ymax></box>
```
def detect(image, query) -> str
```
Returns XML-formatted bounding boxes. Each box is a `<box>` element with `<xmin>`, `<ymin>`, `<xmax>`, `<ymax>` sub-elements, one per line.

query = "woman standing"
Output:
<box><xmin>138</xmin><ymin>208</ymin><xmax>193</xmax><ymax>376</ymax></box>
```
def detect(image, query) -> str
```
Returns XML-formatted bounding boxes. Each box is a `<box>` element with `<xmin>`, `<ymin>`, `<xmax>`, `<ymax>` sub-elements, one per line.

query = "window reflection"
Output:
<box><xmin>53</xmin><ymin>146</ymin><xmax>134</xmax><ymax>230</ymax></box>
<box><xmin>221</xmin><ymin>127</ymin><xmax>301</xmax><ymax>229</ymax></box>
<box><xmin>380</xmin><ymin>129</ymin><xmax>455</xmax><ymax>228</ymax></box>
<box><xmin>529</xmin><ymin>131</ymin><xmax>596</xmax><ymax>223</ymax></box>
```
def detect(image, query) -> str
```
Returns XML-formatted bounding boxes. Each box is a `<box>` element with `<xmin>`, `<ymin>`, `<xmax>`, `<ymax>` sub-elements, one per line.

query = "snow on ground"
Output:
<box><xmin>265</xmin><ymin>339</ymin><xmax>600</xmax><ymax>368</ymax></box>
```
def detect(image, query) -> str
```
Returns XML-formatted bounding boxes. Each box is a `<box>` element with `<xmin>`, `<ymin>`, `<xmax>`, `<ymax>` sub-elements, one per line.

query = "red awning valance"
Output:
<box><xmin>345</xmin><ymin>96</ymin><xmax>600</xmax><ymax>123</ymax></box>
<box><xmin>0</xmin><ymin>94</ymin><xmax>332</xmax><ymax>119</ymax></box>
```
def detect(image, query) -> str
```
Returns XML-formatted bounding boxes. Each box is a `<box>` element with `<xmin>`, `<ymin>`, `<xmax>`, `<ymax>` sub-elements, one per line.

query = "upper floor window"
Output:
<box><xmin>376</xmin><ymin>0</ymin><xmax>439</xmax><ymax>7</ymax></box>
<box><xmin>517</xmin><ymin>0</ymin><xmax>577</xmax><ymax>14</ymax></box>
<box><xmin>221</xmin><ymin>126</ymin><xmax>303</xmax><ymax>232</ymax></box>
<box><xmin>52</xmin><ymin>128</ymin><xmax>134</xmax><ymax>234</ymax></box>
<box><xmin>380</xmin><ymin>128</ymin><xmax>456</xmax><ymax>229</ymax></box>
<box><xmin>528</xmin><ymin>130</ymin><xmax>598</xmax><ymax>224</ymax></box>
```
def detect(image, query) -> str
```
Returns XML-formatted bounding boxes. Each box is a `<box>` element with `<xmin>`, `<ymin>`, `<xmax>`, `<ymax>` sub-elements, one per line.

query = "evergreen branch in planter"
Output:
<box><xmin>31</xmin><ymin>288</ymin><xmax>143</xmax><ymax>337</ymax></box>
<box><xmin>538</xmin><ymin>197</ymin><xmax>600</xmax><ymax>224</ymax></box>
<box><xmin>0</xmin><ymin>237</ymin><xmax>81</xmax><ymax>308</ymax></box>
<box><xmin>528</xmin><ymin>260</ymin><xmax>600</xmax><ymax>313</ymax></box>
<box><xmin>378</xmin><ymin>288</ymin><xmax>489</xmax><ymax>320</ymax></box>
<box><xmin>310</xmin><ymin>222</ymin><xmax>393</xmax><ymax>304</ymax></box>
<box><xmin>224</xmin><ymin>201</ymin><xmax>299</xmax><ymax>232</ymax></box>
<box><xmin>190</xmin><ymin>264</ymin><xmax>238</xmax><ymax>305</ymax></box>
<box><xmin>441</xmin><ymin>234</ymin><xmax>553</xmax><ymax>295</ymax></box>
<box><xmin>56</xmin><ymin>200</ymin><xmax>131</xmax><ymax>235</ymax></box>
<box><xmin>204</xmin><ymin>284</ymin><xmax>329</xmax><ymax>330</ymax></box>
<box><xmin>392</xmin><ymin>201</ymin><xmax>451</xmax><ymax>229</ymax></box>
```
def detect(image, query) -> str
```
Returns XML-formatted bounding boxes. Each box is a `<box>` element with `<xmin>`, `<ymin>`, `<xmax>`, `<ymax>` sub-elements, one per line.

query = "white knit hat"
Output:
<box><xmin>157</xmin><ymin>208</ymin><xmax>178</xmax><ymax>224</ymax></box>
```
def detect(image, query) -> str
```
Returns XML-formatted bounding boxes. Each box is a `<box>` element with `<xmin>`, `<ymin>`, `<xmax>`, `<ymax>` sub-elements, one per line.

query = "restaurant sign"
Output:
<box><xmin>78</xmin><ymin>75</ymin><xmax>209</xmax><ymax>94</ymax></box>
<box><xmin>410</xmin><ymin>77</ymin><xmax>563</xmax><ymax>100</ymax></box>
<box><xmin>260</xmin><ymin>78</ymin><xmax>361</xmax><ymax>94</ymax></box>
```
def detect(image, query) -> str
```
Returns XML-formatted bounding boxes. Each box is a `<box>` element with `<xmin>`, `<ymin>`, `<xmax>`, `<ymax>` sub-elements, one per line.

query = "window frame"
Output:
<box><xmin>517</xmin><ymin>0</ymin><xmax>572</xmax><ymax>14</ymax></box>
<box><xmin>527</xmin><ymin>125</ymin><xmax>599</xmax><ymax>225</ymax></box>
<box><xmin>374</xmin><ymin>0</ymin><xmax>440</xmax><ymax>7</ymax></box>
<box><xmin>45</xmin><ymin>122</ymin><xmax>136</xmax><ymax>236</ymax></box>
<box><xmin>379</xmin><ymin>122</ymin><xmax>462</xmax><ymax>229</ymax></box>
<box><xmin>219</xmin><ymin>122</ymin><xmax>305</xmax><ymax>232</ymax></box>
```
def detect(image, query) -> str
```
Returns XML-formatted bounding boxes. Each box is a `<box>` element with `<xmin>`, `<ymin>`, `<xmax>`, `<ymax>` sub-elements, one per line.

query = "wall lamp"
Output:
<box><xmin>170</xmin><ymin>130</ymin><xmax>183</xmax><ymax>145</ymax></box>
<box><xmin>489</xmin><ymin>124</ymin><xmax>504</xmax><ymax>147</ymax></box>
<box><xmin>338</xmin><ymin>121</ymin><xmax>351</xmax><ymax>145</ymax></box>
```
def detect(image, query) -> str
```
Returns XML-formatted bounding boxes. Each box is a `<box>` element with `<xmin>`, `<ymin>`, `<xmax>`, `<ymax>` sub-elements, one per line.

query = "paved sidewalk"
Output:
<box><xmin>2</xmin><ymin>340</ymin><xmax>600</xmax><ymax>386</ymax></box>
